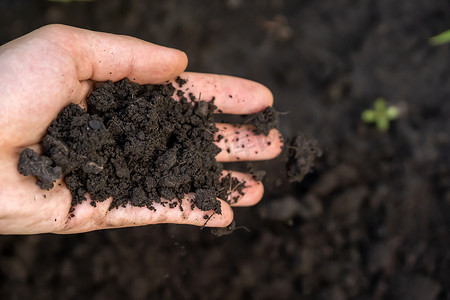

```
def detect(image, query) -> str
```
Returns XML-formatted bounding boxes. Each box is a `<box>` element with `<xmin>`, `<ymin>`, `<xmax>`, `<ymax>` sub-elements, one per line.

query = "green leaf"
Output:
<box><xmin>374</xmin><ymin>98</ymin><xmax>387</xmax><ymax>111</ymax></box>
<box><xmin>361</xmin><ymin>110</ymin><xmax>376</xmax><ymax>123</ymax></box>
<box><xmin>386</xmin><ymin>106</ymin><xmax>399</xmax><ymax>120</ymax></box>
<box><xmin>376</xmin><ymin>118</ymin><xmax>389</xmax><ymax>131</ymax></box>
<box><xmin>430</xmin><ymin>29</ymin><xmax>450</xmax><ymax>46</ymax></box>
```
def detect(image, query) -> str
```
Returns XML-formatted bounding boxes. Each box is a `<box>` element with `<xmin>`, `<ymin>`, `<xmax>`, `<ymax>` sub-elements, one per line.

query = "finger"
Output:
<box><xmin>215</xmin><ymin>124</ymin><xmax>283</xmax><ymax>162</ymax></box>
<box><xmin>37</xmin><ymin>24</ymin><xmax>188</xmax><ymax>84</ymax></box>
<box><xmin>171</xmin><ymin>72</ymin><xmax>273</xmax><ymax>114</ymax></box>
<box><xmin>57</xmin><ymin>194</ymin><xmax>233</xmax><ymax>233</ymax></box>
<box><xmin>221</xmin><ymin>170</ymin><xmax>264</xmax><ymax>207</ymax></box>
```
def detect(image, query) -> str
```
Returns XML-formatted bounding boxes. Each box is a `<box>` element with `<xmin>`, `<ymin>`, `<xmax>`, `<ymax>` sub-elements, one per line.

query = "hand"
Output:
<box><xmin>0</xmin><ymin>25</ymin><xmax>282</xmax><ymax>234</ymax></box>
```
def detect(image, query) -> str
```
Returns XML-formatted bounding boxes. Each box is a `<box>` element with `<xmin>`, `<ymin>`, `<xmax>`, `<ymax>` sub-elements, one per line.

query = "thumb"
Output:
<box><xmin>36</xmin><ymin>24</ymin><xmax>188</xmax><ymax>84</ymax></box>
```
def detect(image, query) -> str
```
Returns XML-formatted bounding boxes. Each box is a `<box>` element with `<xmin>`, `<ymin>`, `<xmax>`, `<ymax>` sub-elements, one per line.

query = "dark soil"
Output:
<box><xmin>18</xmin><ymin>148</ymin><xmax>62</xmax><ymax>190</ymax></box>
<box><xmin>1</xmin><ymin>1</ymin><xmax>450</xmax><ymax>300</ymax></box>
<box><xmin>286</xmin><ymin>132</ymin><xmax>322</xmax><ymax>183</ymax></box>
<box><xmin>245</xmin><ymin>106</ymin><xmax>280</xmax><ymax>135</ymax></box>
<box><xmin>18</xmin><ymin>78</ymin><xmax>226</xmax><ymax>213</ymax></box>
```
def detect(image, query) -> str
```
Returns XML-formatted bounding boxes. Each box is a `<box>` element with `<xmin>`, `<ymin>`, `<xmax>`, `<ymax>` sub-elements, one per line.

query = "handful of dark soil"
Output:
<box><xmin>18</xmin><ymin>78</ymin><xmax>225</xmax><ymax>213</ymax></box>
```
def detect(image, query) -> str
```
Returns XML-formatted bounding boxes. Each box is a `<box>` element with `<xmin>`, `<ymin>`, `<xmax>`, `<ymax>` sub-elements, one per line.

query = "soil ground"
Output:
<box><xmin>1</xmin><ymin>1</ymin><xmax>450</xmax><ymax>299</ymax></box>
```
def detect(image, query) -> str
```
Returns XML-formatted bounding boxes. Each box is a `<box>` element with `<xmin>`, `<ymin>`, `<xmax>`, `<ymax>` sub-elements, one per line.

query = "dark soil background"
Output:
<box><xmin>1</xmin><ymin>0</ymin><xmax>450</xmax><ymax>299</ymax></box>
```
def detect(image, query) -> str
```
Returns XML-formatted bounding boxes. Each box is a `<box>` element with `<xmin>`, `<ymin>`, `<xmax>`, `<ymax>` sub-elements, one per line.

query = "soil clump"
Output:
<box><xmin>18</xmin><ymin>78</ymin><xmax>225</xmax><ymax>213</ymax></box>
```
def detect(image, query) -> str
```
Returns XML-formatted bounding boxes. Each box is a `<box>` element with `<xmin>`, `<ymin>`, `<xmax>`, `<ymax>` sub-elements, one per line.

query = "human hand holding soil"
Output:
<box><xmin>0</xmin><ymin>25</ymin><xmax>283</xmax><ymax>234</ymax></box>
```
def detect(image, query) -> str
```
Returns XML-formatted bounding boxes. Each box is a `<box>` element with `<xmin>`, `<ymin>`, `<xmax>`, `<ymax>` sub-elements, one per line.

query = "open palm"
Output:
<box><xmin>0</xmin><ymin>25</ymin><xmax>282</xmax><ymax>234</ymax></box>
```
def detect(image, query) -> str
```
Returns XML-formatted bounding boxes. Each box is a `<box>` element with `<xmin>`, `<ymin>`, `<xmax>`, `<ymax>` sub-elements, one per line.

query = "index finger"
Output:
<box><xmin>173</xmin><ymin>72</ymin><xmax>274</xmax><ymax>114</ymax></box>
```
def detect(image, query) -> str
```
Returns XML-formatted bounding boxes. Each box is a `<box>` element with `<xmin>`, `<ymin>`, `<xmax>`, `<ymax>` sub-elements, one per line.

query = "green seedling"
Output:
<box><xmin>361</xmin><ymin>98</ymin><xmax>399</xmax><ymax>132</ymax></box>
<box><xmin>430</xmin><ymin>29</ymin><xmax>450</xmax><ymax>46</ymax></box>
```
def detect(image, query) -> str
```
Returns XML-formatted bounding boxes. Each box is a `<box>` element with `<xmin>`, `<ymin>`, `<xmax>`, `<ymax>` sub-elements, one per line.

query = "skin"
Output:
<box><xmin>0</xmin><ymin>25</ymin><xmax>283</xmax><ymax>234</ymax></box>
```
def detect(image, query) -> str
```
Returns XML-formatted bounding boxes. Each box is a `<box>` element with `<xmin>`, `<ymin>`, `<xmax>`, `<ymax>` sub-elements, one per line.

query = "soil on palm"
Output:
<box><xmin>18</xmin><ymin>78</ymin><xmax>224</xmax><ymax>213</ymax></box>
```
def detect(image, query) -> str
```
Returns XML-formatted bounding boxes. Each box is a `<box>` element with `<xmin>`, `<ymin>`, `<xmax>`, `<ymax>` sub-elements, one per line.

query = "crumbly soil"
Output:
<box><xmin>244</xmin><ymin>106</ymin><xmax>280</xmax><ymax>135</ymax></box>
<box><xmin>2</xmin><ymin>1</ymin><xmax>450</xmax><ymax>300</ymax></box>
<box><xmin>18</xmin><ymin>78</ymin><xmax>227</xmax><ymax>212</ymax></box>
<box><xmin>17</xmin><ymin>78</ymin><xmax>280</xmax><ymax>214</ymax></box>
<box><xmin>286</xmin><ymin>132</ymin><xmax>322</xmax><ymax>183</ymax></box>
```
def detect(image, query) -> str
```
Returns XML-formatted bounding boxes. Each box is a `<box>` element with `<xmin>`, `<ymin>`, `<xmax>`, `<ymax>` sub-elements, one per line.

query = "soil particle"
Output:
<box><xmin>195</xmin><ymin>101</ymin><xmax>209</xmax><ymax>117</ymax></box>
<box><xmin>18</xmin><ymin>148</ymin><xmax>62</xmax><ymax>190</ymax></box>
<box><xmin>286</xmin><ymin>132</ymin><xmax>322</xmax><ymax>183</ymax></box>
<box><xmin>194</xmin><ymin>189</ymin><xmax>221</xmax><ymax>213</ymax></box>
<box><xmin>210</xmin><ymin>219</ymin><xmax>236</xmax><ymax>236</ymax></box>
<box><xmin>175</xmin><ymin>76</ymin><xmax>187</xmax><ymax>88</ymax></box>
<box><xmin>18</xmin><ymin>78</ymin><xmax>225</xmax><ymax>212</ymax></box>
<box><xmin>244</xmin><ymin>106</ymin><xmax>280</xmax><ymax>135</ymax></box>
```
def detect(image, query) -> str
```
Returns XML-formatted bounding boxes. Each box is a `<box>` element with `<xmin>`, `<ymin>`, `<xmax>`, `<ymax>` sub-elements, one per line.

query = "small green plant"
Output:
<box><xmin>429</xmin><ymin>29</ymin><xmax>450</xmax><ymax>46</ymax></box>
<box><xmin>361</xmin><ymin>98</ymin><xmax>399</xmax><ymax>132</ymax></box>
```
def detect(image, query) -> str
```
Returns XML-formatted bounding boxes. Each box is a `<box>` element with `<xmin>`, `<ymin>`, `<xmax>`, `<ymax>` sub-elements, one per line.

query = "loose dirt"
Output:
<box><xmin>18</xmin><ymin>78</ymin><xmax>226</xmax><ymax>212</ymax></box>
